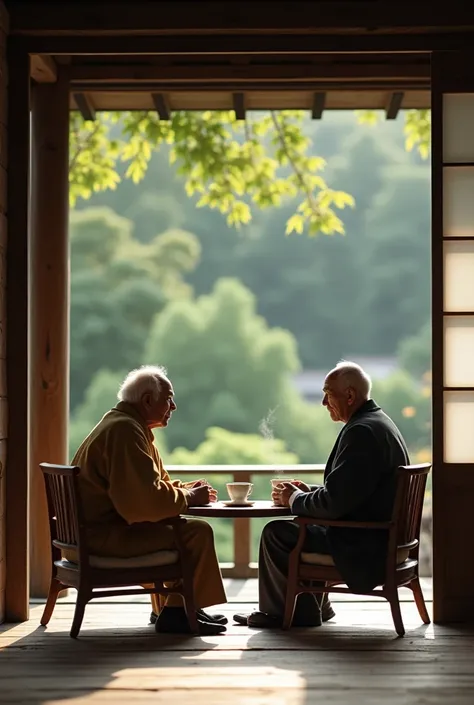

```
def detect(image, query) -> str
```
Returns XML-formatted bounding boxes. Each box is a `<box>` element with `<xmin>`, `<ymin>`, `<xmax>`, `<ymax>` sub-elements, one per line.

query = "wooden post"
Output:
<box><xmin>5</xmin><ymin>44</ymin><xmax>30</xmax><ymax>621</ymax></box>
<box><xmin>0</xmin><ymin>0</ymin><xmax>8</xmax><ymax>626</ymax></box>
<box><xmin>233</xmin><ymin>470</ymin><xmax>252</xmax><ymax>578</ymax></box>
<box><xmin>29</xmin><ymin>68</ymin><xmax>70</xmax><ymax>598</ymax></box>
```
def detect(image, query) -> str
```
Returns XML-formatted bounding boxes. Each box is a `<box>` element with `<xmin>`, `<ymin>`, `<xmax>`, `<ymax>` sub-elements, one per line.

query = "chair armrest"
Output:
<box><xmin>294</xmin><ymin>517</ymin><xmax>393</xmax><ymax>529</ymax></box>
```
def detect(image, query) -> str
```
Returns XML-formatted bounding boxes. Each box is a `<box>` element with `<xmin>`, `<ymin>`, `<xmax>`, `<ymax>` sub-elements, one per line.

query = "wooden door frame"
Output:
<box><xmin>4</xmin><ymin>31</ymin><xmax>455</xmax><ymax>621</ymax></box>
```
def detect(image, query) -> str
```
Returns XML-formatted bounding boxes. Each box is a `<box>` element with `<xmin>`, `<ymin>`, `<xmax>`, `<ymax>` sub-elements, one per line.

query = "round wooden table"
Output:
<box><xmin>186</xmin><ymin>500</ymin><xmax>292</xmax><ymax>518</ymax></box>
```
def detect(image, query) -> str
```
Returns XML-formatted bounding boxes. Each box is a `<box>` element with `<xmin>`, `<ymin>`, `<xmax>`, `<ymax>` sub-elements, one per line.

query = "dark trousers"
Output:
<box><xmin>259</xmin><ymin>519</ymin><xmax>331</xmax><ymax>623</ymax></box>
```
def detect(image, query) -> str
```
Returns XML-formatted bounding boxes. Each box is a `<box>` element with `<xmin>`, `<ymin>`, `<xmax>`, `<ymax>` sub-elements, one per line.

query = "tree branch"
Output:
<box><xmin>270</xmin><ymin>111</ymin><xmax>320</xmax><ymax>216</ymax></box>
<box><xmin>69</xmin><ymin>119</ymin><xmax>102</xmax><ymax>174</ymax></box>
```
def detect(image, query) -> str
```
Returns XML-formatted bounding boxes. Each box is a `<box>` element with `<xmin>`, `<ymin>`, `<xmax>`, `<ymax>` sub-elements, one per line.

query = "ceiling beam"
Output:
<box><xmin>73</xmin><ymin>92</ymin><xmax>96</xmax><ymax>121</ymax></box>
<box><xmin>16</xmin><ymin>33</ymin><xmax>474</xmax><ymax>56</ymax></box>
<box><xmin>232</xmin><ymin>92</ymin><xmax>245</xmax><ymax>120</ymax></box>
<box><xmin>68</xmin><ymin>62</ymin><xmax>430</xmax><ymax>84</ymax></box>
<box><xmin>152</xmin><ymin>92</ymin><xmax>171</xmax><ymax>120</ymax></box>
<box><xmin>8</xmin><ymin>2</ymin><xmax>474</xmax><ymax>34</ymax></box>
<box><xmin>71</xmin><ymin>80</ymin><xmax>429</xmax><ymax>94</ymax></box>
<box><xmin>385</xmin><ymin>91</ymin><xmax>404</xmax><ymax>119</ymax></box>
<box><xmin>30</xmin><ymin>54</ymin><xmax>57</xmax><ymax>83</ymax></box>
<box><xmin>311</xmin><ymin>92</ymin><xmax>326</xmax><ymax>119</ymax></box>
<box><xmin>66</xmin><ymin>89</ymin><xmax>431</xmax><ymax>112</ymax></box>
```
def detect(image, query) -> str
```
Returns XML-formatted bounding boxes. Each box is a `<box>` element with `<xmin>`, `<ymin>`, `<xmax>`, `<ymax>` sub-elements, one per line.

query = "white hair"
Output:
<box><xmin>117</xmin><ymin>365</ymin><xmax>170</xmax><ymax>403</ymax></box>
<box><xmin>328</xmin><ymin>360</ymin><xmax>372</xmax><ymax>399</ymax></box>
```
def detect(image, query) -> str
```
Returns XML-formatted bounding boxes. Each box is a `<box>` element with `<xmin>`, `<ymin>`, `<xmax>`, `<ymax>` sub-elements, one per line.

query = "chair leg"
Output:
<box><xmin>180</xmin><ymin>579</ymin><xmax>199</xmax><ymax>634</ymax></box>
<box><xmin>410</xmin><ymin>578</ymin><xmax>431</xmax><ymax>624</ymax></box>
<box><xmin>386</xmin><ymin>587</ymin><xmax>405</xmax><ymax>637</ymax></box>
<box><xmin>70</xmin><ymin>590</ymin><xmax>89</xmax><ymax>639</ymax></box>
<box><xmin>40</xmin><ymin>577</ymin><xmax>63</xmax><ymax>627</ymax></box>
<box><xmin>282</xmin><ymin>586</ymin><xmax>298</xmax><ymax>630</ymax></box>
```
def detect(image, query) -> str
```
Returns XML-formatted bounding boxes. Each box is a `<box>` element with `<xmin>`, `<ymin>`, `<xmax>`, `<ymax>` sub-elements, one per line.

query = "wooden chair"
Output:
<box><xmin>39</xmin><ymin>463</ymin><xmax>198</xmax><ymax>638</ymax></box>
<box><xmin>283</xmin><ymin>463</ymin><xmax>432</xmax><ymax>636</ymax></box>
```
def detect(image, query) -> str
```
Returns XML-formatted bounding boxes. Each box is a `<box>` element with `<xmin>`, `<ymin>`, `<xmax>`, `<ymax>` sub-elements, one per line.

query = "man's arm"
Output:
<box><xmin>291</xmin><ymin>425</ymin><xmax>381</xmax><ymax>519</ymax></box>
<box><xmin>107</xmin><ymin>423</ymin><xmax>189</xmax><ymax>524</ymax></box>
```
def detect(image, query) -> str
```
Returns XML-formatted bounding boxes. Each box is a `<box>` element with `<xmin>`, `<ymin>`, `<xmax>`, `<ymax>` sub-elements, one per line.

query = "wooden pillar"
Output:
<box><xmin>233</xmin><ymin>470</ymin><xmax>252</xmax><ymax>578</ymax></box>
<box><xmin>0</xmin><ymin>1</ymin><xmax>8</xmax><ymax>626</ymax></box>
<box><xmin>5</xmin><ymin>44</ymin><xmax>30</xmax><ymax>621</ymax></box>
<box><xmin>29</xmin><ymin>68</ymin><xmax>70</xmax><ymax>598</ymax></box>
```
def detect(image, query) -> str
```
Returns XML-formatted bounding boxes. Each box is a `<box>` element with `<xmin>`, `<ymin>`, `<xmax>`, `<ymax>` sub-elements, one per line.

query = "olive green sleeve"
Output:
<box><xmin>105</xmin><ymin>422</ymin><xmax>188</xmax><ymax>524</ymax></box>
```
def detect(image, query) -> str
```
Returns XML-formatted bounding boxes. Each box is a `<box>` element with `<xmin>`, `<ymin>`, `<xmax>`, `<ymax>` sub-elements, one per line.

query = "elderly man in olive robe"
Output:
<box><xmin>71</xmin><ymin>364</ymin><xmax>227</xmax><ymax>635</ymax></box>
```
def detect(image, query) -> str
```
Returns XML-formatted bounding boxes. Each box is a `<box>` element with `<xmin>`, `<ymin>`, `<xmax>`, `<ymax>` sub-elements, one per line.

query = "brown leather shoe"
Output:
<box><xmin>246</xmin><ymin>611</ymin><xmax>283</xmax><ymax>628</ymax></box>
<box><xmin>233</xmin><ymin>610</ymin><xmax>322</xmax><ymax>628</ymax></box>
<box><xmin>155</xmin><ymin>606</ymin><xmax>226</xmax><ymax>635</ymax></box>
<box><xmin>151</xmin><ymin>609</ymin><xmax>228</xmax><ymax>626</ymax></box>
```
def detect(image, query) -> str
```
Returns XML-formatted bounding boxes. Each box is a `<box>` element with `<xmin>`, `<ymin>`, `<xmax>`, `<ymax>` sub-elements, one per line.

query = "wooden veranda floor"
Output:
<box><xmin>1</xmin><ymin>580</ymin><xmax>473</xmax><ymax>705</ymax></box>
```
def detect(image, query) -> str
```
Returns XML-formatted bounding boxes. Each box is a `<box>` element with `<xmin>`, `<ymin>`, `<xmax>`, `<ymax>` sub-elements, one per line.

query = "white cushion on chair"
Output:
<box><xmin>301</xmin><ymin>552</ymin><xmax>335</xmax><ymax>566</ymax></box>
<box><xmin>89</xmin><ymin>551</ymin><xmax>179</xmax><ymax>569</ymax></box>
<box><xmin>301</xmin><ymin>547</ymin><xmax>410</xmax><ymax>566</ymax></box>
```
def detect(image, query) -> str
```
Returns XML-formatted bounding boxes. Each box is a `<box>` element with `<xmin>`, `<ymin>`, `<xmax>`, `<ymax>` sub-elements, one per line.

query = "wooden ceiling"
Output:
<box><xmin>11</xmin><ymin>1</ymin><xmax>474</xmax><ymax>117</ymax></box>
<box><xmin>29</xmin><ymin>53</ymin><xmax>431</xmax><ymax>117</ymax></box>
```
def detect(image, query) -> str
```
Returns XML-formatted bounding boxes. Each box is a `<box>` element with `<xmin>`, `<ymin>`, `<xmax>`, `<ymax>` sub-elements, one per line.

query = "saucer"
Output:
<box><xmin>222</xmin><ymin>499</ymin><xmax>255</xmax><ymax>507</ymax></box>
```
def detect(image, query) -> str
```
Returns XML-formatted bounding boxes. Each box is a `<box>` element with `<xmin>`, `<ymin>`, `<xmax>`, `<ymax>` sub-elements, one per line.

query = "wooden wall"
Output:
<box><xmin>0</xmin><ymin>0</ymin><xmax>8</xmax><ymax>624</ymax></box>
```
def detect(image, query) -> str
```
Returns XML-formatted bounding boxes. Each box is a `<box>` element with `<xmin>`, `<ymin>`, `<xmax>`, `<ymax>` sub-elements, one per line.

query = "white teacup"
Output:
<box><xmin>271</xmin><ymin>478</ymin><xmax>297</xmax><ymax>505</ymax></box>
<box><xmin>226</xmin><ymin>482</ymin><xmax>253</xmax><ymax>503</ymax></box>
<box><xmin>271</xmin><ymin>478</ymin><xmax>296</xmax><ymax>490</ymax></box>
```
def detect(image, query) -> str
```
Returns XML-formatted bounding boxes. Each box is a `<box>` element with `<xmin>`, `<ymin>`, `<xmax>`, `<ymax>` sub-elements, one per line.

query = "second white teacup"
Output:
<box><xmin>226</xmin><ymin>482</ymin><xmax>253</xmax><ymax>503</ymax></box>
<box><xmin>271</xmin><ymin>478</ymin><xmax>296</xmax><ymax>490</ymax></box>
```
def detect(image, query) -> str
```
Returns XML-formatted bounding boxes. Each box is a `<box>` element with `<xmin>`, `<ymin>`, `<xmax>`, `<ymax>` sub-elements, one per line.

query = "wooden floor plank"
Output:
<box><xmin>1</xmin><ymin>596</ymin><xmax>473</xmax><ymax>705</ymax></box>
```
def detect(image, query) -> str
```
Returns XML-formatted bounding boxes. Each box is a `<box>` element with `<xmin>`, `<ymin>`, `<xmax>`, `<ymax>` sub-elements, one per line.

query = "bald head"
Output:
<box><xmin>322</xmin><ymin>361</ymin><xmax>372</xmax><ymax>423</ymax></box>
<box><xmin>327</xmin><ymin>361</ymin><xmax>372</xmax><ymax>398</ymax></box>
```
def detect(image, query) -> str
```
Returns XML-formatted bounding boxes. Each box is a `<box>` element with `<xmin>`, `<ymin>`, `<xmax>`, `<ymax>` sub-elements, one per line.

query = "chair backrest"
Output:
<box><xmin>391</xmin><ymin>463</ymin><xmax>431</xmax><ymax>551</ymax></box>
<box><xmin>40</xmin><ymin>463</ymin><xmax>88</xmax><ymax>564</ymax></box>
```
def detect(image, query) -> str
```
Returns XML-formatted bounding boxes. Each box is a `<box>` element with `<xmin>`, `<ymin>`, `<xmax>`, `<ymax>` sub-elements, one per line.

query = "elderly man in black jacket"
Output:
<box><xmin>234</xmin><ymin>361</ymin><xmax>409</xmax><ymax>629</ymax></box>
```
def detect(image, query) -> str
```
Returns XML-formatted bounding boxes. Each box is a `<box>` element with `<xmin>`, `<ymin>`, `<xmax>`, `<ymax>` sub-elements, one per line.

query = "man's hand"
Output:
<box><xmin>185</xmin><ymin>478</ymin><xmax>218</xmax><ymax>503</ymax></box>
<box><xmin>184</xmin><ymin>478</ymin><xmax>208</xmax><ymax>489</ymax></box>
<box><xmin>292</xmin><ymin>480</ymin><xmax>311</xmax><ymax>493</ymax></box>
<box><xmin>272</xmin><ymin>481</ymin><xmax>308</xmax><ymax>507</ymax></box>
<box><xmin>186</xmin><ymin>484</ymin><xmax>212</xmax><ymax>507</ymax></box>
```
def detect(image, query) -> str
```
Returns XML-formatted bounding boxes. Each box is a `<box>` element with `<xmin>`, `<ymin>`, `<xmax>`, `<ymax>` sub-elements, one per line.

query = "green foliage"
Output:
<box><xmin>69</xmin><ymin>113</ymin><xmax>121</xmax><ymax>205</ymax></box>
<box><xmin>398</xmin><ymin>321</ymin><xmax>431</xmax><ymax>379</ymax></box>
<box><xmin>169</xmin><ymin>427</ymin><xmax>298</xmax><ymax>465</ymax></box>
<box><xmin>69</xmin><ymin>369</ymin><xmax>124</xmax><ymax>457</ymax></box>
<box><xmin>355</xmin><ymin>109</ymin><xmax>431</xmax><ymax>159</ymax></box>
<box><xmin>404</xmin><ymin>109</ymin><xmax>431</xmax><ymax>160</ymax></box>
<box><xmin>354</xmin><ymin>110</ymin><xmax>382</xmax><ymax>126</ymax></box>
<box><xmin>69</xmin><ymin>207</ymin><xmax>201</xmax><ymax>409</ymax></box>
<box><xmin>143</xmin><ymin>277</ymin><xmax>300</xmax><ymax>451</ymax></box>
<box><xmin>70</xmin><ymin>111</ymin><xmax>432</xmax><ymax>466</ymax></box>
<box><xmin>69</xmin><ymin>110</ymin><xmax>354</xmax><ymax>236</ymax></box>
<box><xmin>372</xmin><ymin>370</ymin><xmax>431</xmax><ymax>452</ymax></box>
<box><xmin>362</xmin><ymin>166</ymin><xmax>431</xmax><ymax>354</ymax></box>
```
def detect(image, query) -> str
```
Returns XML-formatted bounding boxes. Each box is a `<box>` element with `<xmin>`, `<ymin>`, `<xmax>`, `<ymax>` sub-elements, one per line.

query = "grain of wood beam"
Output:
<box><xmin>30</xmin><ymin>55</ymin><xmax>57</xmax><ymax>83</ymax></box>
<box><xmin>73</xmin><ymin>92</ymin><xmax>96</xmax><ymax>121</ymax></box>
<box><xmin>152</xmin><ymin>93</ymin><xmax>170</xmax><ymax>120</ymax></box>
<box><xmin>232</xmin><ymin>92</ymin><xmax>245</xmax><ymax>120</ymax></box>
<box><xmin>311</xmin><ymin>92</ymin><xmax>326</xmax><ymax>119</ymax></box>
<box><xmin>386</xmin><ymin>91</ymin><xmax>404</xmax><ymax>119</ymax></box>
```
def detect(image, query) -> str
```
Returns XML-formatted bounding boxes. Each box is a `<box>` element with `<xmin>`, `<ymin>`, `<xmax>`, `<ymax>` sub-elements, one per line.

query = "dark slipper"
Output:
<box><xmin>234</xmin><ymin>610</ymin><xmax>322</xmax><ymax>628</ymax></box>
<box><xmin>233</xmin><ymin>611</ymin><xmax>282</xmax><ymax>629</ymax></box>
<box><xmin>197</xmin><ymin>608</ymin><xmax>228</xmax><ymax>625</ymax></box>
<box><xmin>151</xmin><ymin>608</ymin><xmax>228</xmax><ymax>626</ymax></box>
<box><xmin>154</xmin><ymin>607</ymin><xmax>226</xmax><ymax>635</ymax></box>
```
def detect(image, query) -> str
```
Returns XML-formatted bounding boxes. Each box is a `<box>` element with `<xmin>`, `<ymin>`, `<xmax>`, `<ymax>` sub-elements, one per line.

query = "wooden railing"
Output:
<box><xmin>168</xmin><ymin>464</ymin><xmax>324</xmax><ymax>579</ymax></box>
